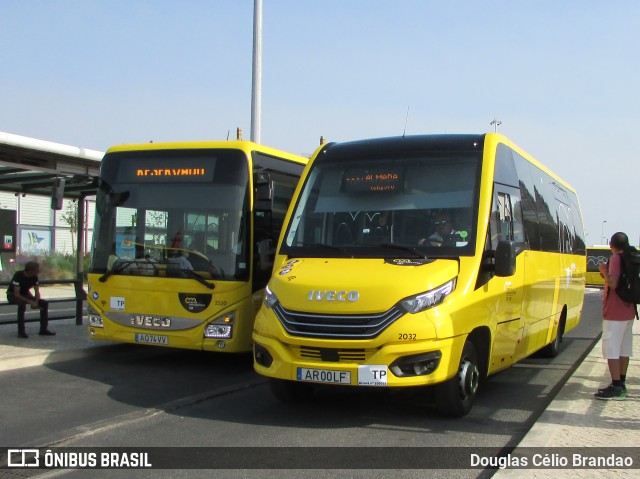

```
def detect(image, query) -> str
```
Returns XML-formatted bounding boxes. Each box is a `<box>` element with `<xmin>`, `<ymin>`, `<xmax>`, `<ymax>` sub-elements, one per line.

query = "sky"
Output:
<box><xmin>1</xmin><ymin>1</ymin><xmax>639</xmax><ymax>246</ymax></box>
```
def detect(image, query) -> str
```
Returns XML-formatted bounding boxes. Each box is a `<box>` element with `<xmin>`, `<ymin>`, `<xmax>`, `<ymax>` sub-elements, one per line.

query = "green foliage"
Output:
<box><xmin>0</xmin><ymin>251</ymin><xmax>90</xmax><ymax>282</ymax></box>
<box><xmin>59</xmin><ymin>202</ymin><xmax>79</xmax><ymax>253</ymax></box>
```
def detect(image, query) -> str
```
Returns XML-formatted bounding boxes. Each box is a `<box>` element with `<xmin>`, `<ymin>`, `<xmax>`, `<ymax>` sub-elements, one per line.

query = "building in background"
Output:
<box><xmin>0</xmin><ymin>192</ymin><xmax>95</xmax><ymax>256</ymax></box>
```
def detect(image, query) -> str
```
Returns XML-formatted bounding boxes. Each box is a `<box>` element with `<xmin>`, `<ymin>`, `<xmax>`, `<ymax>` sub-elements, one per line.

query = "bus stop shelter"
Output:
<box><xmin>0</xmin><ymin>131</ymin><xmax>103</xmax><ymax>324</ymax></box>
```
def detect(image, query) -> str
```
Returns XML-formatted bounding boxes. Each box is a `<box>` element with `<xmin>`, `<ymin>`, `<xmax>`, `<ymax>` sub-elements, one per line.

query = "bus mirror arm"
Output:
<box><xmin>494</xmin><ymin>240</ymin><xmax>517</xmax><ymax>277</ymax></box>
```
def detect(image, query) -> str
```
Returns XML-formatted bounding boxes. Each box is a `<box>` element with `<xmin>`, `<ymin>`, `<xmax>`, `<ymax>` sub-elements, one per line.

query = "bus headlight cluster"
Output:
<box><xmin>204</xmin><ymin>311</ymin><xmax>235</xmax><ymax>339</ymax></box>
<box><xmin>263</xmin><ymin>285</ymin><xmax>279</xmax><ymax>309</ymax></box>
<box><xmin>400</xmin><ymin>279</ymin><xmax>455</xmax><ymax>314</ymax></box>
<box><xmin>87</xmin><ymin>304</ymin><xmax>103</xmax><ymax>327</ymax></box>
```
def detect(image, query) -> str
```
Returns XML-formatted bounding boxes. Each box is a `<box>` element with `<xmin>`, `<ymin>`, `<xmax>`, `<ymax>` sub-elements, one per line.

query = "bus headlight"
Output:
<box><xmin>87</xmin><ymin>304</ymin><xmax>104</xmax><ymax>327</ymax></box>
<box><xmin>263</xmin><ymin>285</ymin><xmax>279</xmax><ymax>309</ymax></box>
<box><xmin>204</xmin><ymin>311</ymin><xmax>235</xmax><ymax>339</ymax></box>
<box><xmin>400</xmin><ymin>279</ymin><xmax>455</xmax><ymax>314</ymax></box>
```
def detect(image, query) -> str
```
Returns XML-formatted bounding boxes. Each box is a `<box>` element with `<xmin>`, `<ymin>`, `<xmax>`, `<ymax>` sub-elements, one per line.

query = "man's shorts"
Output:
<box><xmin>602</xmin><ymin>319</ymin><xmax>634</xmax><ymax>359</ymax></box>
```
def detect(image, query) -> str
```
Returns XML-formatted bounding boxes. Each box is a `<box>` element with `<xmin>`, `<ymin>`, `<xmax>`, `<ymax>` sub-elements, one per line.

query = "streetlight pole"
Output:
<box><xmin>250</xmin><ymin>0</ymin><xmax>262</xmax><ymax>144</ymax></box>
<box><xmin>601</xmin><ymin>220</ymin><xmax>607</xmax><ymax>244</ymax></box>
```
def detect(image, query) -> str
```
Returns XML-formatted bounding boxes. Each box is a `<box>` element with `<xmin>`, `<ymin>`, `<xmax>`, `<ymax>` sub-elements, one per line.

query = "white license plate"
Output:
<box><xmin>135</xmin><ymin>333</ymin><xmax>168</xmax><ymax>345</ymax></box>
<box><xmin>297</xmin><ymin>367</ymin><xmax>351</xmax><ymax>384</ymax></box>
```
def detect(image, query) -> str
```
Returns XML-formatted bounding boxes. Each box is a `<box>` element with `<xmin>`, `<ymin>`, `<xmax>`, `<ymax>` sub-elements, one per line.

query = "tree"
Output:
<box><xmin>59</xmin><ymin>201</ymin><xmax>78</xmax><ymax>254</ymax></box>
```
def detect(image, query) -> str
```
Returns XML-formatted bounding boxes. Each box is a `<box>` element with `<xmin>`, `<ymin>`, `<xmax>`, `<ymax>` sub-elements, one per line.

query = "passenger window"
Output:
<box><xmin>497</xmin><ymin>193</ymin><xmax>513</xmax><ymax>241</ymax></box>
<box><xmin>491</xmin><ymin>189</ymin><xmax>525</xmax><ymax>248</ymax></box>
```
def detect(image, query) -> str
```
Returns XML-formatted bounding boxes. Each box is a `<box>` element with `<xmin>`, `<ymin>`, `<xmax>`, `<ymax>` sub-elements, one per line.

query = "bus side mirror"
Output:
<box><xmin>258</xmin><ymin>238</ymin><xmax>274</xmax><ymax>271</ymax></box>
<box><xmin>254</xmin><ymin>172</ymin><xmax>273</xmax><ymax>211</ymax></box>
<box><xmin>495</xmin><ymin>240</ymin><xmax>516</xmax><ymax>277</ymax></box>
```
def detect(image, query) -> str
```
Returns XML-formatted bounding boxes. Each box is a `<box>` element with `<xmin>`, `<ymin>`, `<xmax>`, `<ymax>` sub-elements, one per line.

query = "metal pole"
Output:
<box><xmin>75</xmin><ymin>195</ymin><xmax>86</xmax><ymax>324</ymax></box>
<box><xmin>601</xmin><ymin>220</ymin><xmax>607</xmax><ymax>244</ymax></box>
<box><xmin>250</xmin><ymin>0</ymin><xmax>262</xmax><ymax>143</ymax></box>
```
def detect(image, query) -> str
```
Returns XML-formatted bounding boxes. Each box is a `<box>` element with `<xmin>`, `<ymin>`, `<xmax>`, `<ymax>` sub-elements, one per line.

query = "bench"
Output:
<box><xmin>0</xmin><ymin>279</ymin><xmax>86</xmax><ymax>326</ymax></box>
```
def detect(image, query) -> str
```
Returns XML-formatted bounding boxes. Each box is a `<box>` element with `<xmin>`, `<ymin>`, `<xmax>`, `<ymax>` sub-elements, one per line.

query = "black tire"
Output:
<box><xmin>269</xmin><ymin>379</ymin><xmax>314</xmax><ymax>403</ymax></box>
<box><xmin>539</xmin><ymin>317</ymin><xmax>565</xmax><ymax>358</ymax></box>
<box><xmin>434</xmin><ymin>340</ymin><xmax>480</xmax><ymax>418</ymax></box>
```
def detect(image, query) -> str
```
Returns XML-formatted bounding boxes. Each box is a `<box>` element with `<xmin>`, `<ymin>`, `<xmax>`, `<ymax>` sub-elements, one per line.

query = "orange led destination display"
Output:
<box><xmin>118</xmin><ymin>157</ymin><xmax>215</xmax><ymax>183</ymax></box>
<box><xmin>342</xmin><ymin>167</ymin><xmax>404</xmax><ymax>193</ymax></box>
<box><xmin>136</xmin><ymin>168</ymin><xmax>207</xmax><ymax>177</ymax></box>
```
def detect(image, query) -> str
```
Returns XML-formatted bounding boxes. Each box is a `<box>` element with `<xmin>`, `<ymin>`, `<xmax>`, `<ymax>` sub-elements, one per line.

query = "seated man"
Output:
<box><xmin>419</xmin><ymin>212</ymin><xmax>467</xmax><ymax>247</ymax></box>
<box><xmin>166</xmin><ymin>252</ymin><xmax>194</xmax><ymax>273</ymax></box>
<box><xmin>6</xmin><ymin>261</ymin><xmax>55</xmax><ymax>338</ymax></box>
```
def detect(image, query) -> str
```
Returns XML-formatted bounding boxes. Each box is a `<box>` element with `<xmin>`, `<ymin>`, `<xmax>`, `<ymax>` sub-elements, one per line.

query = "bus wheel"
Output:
<box><xmin>540</xmin><ymin>317</ymin><xmax>565</xmax><ymax>358</ymax></box>
<box><xmin>434</xmin><ymin>340</ymin><xmax>480</xmax><ymax>417</ymax></box>
<box><xmin>269</xmin><ymin>379</ymin><xmax>314</xmax><ymax>403</ymax></box>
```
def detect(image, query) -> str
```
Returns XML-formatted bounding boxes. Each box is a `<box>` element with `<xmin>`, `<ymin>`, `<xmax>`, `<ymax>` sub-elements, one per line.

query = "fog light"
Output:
<box><xmin>89</xmin><ymin>315</ymin><xmax>103</xmax><ymax>328</ymax></box>
<box><xmin>205</xmin><ymin>324</ymin><xmax>232</xmax><ymax>339</ymax></box>
<box><xmin>254</xmin><ymin>343</ymin><xmax>273</xmax><ymax>367</ymax></box>
<box><xmin>390</xmin><ymin>351</ymin><xmax>442</xmax><ymax>377</ymax></box>
<box><xmin>216</xmin><ymin>340</ymin><xmax>226</xmax><ymax>349</ymax></box>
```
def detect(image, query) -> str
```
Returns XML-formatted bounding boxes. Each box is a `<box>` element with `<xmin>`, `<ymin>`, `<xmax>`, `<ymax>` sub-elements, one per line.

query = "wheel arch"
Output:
<box><xmin>466</xmin><ymin>326</ymin><xmax>491</xmax><ymax>381</ymax></box>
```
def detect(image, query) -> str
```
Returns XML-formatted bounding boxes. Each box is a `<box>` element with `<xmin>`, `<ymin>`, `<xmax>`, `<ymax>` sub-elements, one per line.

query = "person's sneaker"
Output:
<box><xmin>39</xmin><ymin>330</ymin><xmax>56</xmax><ymax>336</ymax></box>
<box><xmin>598</xmin><ymin>383</ymin><xmax>627</xmax><ymax>394</ymax></box>
<box><xmin>17</xmin><ymin>332</ymin><xmax>28</xmax><ymax>339</ymax></box>
<box><xmin>594</xmin><ymin>384</ymin><xmax>626</xmax><ymax>400</ymax></box>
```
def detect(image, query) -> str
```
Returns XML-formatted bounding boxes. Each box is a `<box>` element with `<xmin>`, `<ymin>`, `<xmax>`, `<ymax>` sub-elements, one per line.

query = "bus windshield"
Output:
<box><xmin>281</xmin><ymin>151</ymin><xmax>481</xmax><ymax>258</ymax></box>
<box><xmin>90</xmin><ymin>149</ymin><xmax>250</xmax><ymax>281</ymax></box>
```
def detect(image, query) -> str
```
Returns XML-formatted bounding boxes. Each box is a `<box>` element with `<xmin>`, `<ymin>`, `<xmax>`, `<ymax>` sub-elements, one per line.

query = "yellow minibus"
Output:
<box><xmin>586</xmin><ymin>246</ymin><xmax>611</xmax><ymax>287</ymax></box>
<box><xmin>252</xmin><ymin>133</ymin><xmax>586</xmax><ymax>416</ymax></box>
<box><xmin>87</xmin><ymin>140</ymin><xmax>307</xmax><ymax>353</ymax></box>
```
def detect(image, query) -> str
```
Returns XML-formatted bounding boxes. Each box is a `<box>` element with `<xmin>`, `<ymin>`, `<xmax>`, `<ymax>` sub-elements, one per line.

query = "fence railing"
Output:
<box><xmin>0</xmin><ymin>278</ymin><xmax>86</xmax><ymax>326</ymax></box>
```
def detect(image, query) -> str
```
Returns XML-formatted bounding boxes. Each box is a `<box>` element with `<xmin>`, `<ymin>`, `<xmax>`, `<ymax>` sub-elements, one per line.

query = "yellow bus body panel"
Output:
<box><xmin>88</xmin><ymin>275</ymin><xmax>257</xmax><ymax>352</ymax></box>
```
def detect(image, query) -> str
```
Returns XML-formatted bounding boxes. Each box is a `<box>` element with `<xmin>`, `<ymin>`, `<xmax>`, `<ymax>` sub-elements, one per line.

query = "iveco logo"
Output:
<box><xmin>130</xmin><ymin>315</ymin><xmax>171</xmax><ymax>328</ymax></box>
<box><xmin>308</xmin><ymin>290</ymin><xmax>359</xmax><ymax>302</ymax></box>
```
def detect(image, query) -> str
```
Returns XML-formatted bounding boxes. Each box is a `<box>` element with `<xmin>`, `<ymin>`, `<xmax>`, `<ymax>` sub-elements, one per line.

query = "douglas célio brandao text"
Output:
<box><xmin>471</xmin><ymin>453</ymin><xmax>634</xmax><ymax>469</ymax></box>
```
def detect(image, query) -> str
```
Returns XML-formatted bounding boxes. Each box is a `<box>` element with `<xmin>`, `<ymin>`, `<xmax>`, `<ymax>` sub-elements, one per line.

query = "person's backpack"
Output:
<box><xmin>615</xmin><ymin>246</ymin><xmax>640</xmax><ymax>312</ymax></box>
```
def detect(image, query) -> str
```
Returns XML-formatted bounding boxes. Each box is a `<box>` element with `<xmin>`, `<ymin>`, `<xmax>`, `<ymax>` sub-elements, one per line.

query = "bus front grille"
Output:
<box><xmin>297</xmin><ymin>346</ymin><xmax>369</xmax><ymax>362</ymax></box>
<box><xmin>272</xmin><ymin>303</ymin><xmax>403</xmax><ymax>339</ymax></box>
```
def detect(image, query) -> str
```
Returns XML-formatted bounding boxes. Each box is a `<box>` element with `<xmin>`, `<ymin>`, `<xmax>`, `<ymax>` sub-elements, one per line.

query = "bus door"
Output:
<box><xmin>490</xmin><ymin>187</ymin><xmax>525</xmax><ymax>365</ymax></box>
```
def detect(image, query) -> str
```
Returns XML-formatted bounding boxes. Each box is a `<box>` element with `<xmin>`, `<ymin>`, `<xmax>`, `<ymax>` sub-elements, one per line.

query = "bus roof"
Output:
<box><xmin>313</xmin><ymin>133</ymin><xmax>578</xmax><ymax>195</ymax></box>
<box><xmin>104</xmin><ymin>140</ymin><xmax>308</xmax><ymax>165</ymax></box>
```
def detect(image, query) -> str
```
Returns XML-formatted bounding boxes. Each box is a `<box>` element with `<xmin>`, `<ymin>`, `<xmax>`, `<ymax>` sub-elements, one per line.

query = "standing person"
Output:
<box><xmin>6</xmin><ymin>261</ymin><xmax>55</xmax><ymax>338</ymax></box>
<box><xmin>595</xmin><ymin>232</ymin><xmax>635</xmax><ymax>400</ymax></box>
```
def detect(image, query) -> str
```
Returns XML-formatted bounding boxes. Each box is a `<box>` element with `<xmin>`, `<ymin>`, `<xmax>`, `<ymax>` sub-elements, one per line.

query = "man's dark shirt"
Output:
<box><xmin>7</xmin><ymin>271</ymin><xmax>38</xmax><ymax>298</ymax></box>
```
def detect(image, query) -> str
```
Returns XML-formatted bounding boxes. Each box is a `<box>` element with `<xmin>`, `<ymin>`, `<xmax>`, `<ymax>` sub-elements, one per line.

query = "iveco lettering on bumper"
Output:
<box><xmin>308</xmin><ymin>290</ymin><xmax>359</xmax><ymax>302</ymax></box>
<box><xmin>130</xmin><ymin>315</ymin><xmax>171</xmax><ymax>328</ymax></box>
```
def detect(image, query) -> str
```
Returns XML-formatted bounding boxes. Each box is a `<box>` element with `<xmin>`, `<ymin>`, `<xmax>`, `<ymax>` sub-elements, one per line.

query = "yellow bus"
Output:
<box><xmin>87</xmin><ymin>140</ymin><xmax>308</xmax><ymax>353</ymax></box>
<box><xmin>252</xmin><ymin>133</ymin><xmax>586</xmax><ymax>417</ymax></box>
<box><xmin>586</xmin><ymin>246</ymin><xmax>611</xmax><ymax>287</ymax></box>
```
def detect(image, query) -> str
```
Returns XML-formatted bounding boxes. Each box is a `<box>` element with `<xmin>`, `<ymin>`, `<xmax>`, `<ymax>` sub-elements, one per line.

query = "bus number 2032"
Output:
<box><xmin>398</xmin><ymin>333</ymin><xmax>416</xmax><ymax>340</ymax></box>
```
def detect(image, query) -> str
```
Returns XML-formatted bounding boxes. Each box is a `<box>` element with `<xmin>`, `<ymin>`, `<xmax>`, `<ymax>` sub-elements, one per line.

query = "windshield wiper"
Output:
<box><xmin>375</xmin><ymin>243</ymin><xmax>429</xmax><ymax>259</ymax></box>
<box><xmin>183</xmin><ymin>269</ymin><xmax>215</xmax><ymax>290</ymax></box>
<box><xmin>98</xmin><ymin>260</ymin><xmax>135</xmax><ymax>282</ymax></box>
<box><xmin>99</xmin><ymin>260</ymin><xmax>215</xmax><ymax>289</ymax></box>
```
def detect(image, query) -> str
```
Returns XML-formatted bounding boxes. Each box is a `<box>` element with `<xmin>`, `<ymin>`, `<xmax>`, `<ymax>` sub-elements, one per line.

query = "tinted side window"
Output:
<box><xmin>568</xmin><ymin>191</ymin><xmax>586</xmax><ymax>255</ymax></box>
<box><xmin>513</xmin><ymin>153</ymin><xmax>540</xmax><ymax>250</ymax></box>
